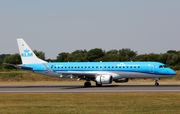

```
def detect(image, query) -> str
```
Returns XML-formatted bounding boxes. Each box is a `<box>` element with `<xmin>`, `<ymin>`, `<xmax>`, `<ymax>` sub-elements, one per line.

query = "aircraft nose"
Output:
<box><xmin>169</xmin><ymin>69</ymin><xmax>177</xmax><ymax>75</ymax></box>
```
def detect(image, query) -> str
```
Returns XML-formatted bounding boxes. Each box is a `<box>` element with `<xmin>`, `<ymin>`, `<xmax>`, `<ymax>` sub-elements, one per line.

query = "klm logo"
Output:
<box><xmin>21</xmin><ymin>49</ymin><xmax>33</xmax><ymax>57</ymax></box>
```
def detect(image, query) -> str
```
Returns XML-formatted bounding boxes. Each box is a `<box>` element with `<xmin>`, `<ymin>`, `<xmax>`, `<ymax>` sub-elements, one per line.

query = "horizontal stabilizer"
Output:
<box><xmin>3</xmin><ymin>63</ymin><xmax>33</xmax><ymax>69</ymax></box>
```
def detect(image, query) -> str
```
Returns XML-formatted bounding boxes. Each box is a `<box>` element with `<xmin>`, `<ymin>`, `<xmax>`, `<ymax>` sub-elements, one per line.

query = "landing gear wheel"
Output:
<box><xmin>84</xmin><ymin>82</ymin><xmax>91</xmax><ymax>87</ymax></box>
<box><xmin>96</xmin><ymin>82</ymin><xmax>102</xmax><ymax>87</ymax></box>
<box><xmin>155</xmin><ymin>80</ymin><xmax>159</xmax><ymax>86</ymax></box>
<box><xmin>155</xmin><ymin>83</ymin><xmax>159</xmax><ymax>86</ymax></box>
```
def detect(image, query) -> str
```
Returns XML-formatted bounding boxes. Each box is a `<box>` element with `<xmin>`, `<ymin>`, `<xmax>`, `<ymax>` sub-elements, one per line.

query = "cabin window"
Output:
<box><xmin>92</xmin><ymin>66</ymin><xmax>94</xmax><ymax>68</ymax></box>
<box><xmin>108</xmin><ymin>66</ymin><xmax>110</xmax><ymax>68</ymax></box>
<box><xmin>75</xmin><ymin>67</ymin><xmax>76</xmax><ymax>68</ymax></box>
<box><xmin>61</xmin><ymin>67</ymin><xmax>63</xmax><ymax>68</ymax></box>
<box><xmin>130</xmin><ymin>66</ymin><xmax>132</xmax><ymax>68</ymax></box>
<box><xmin>134</xmin><ymin>66</ymin><xmax>136</xmax><ymax>68</ymax></box>
<box><xmin>104</xmin><ymin>66</ymin><xmax>106</xmax><ymax>68</ymax></box>
<box><xmin>71</xmin><ymin>66</ymin><xmax>73</xmax><ymax>68</ymax></box>
<box><xmin>159</xmin><ymin>65</ymin><xmax>163</xmax><ymax>68</ymax></box>
<box><xmin>68</xmin><ymin>67</ymin><xmax>70</xmax><ymax>68</ymax></box>
<box><xmin>163</xmin><ymin>65</ymin><xmax>168</xmax><ymax>68</ymax></box>
<box><xmin>123</xmin><ymin>66</ymin><xmax>125</xmax><ymax>68</ymax></box>
<box><xmin>112</xmin><ymin>66</ymin><xmax>114</xmax><ymax>68</ymax></box>
<box><xmin>119</xmin><ymin>66</ymin><xmax>121</xmax><ymax>68</ymax></box>
<box><xmin>100</xmin><ymin>66</ymin><xmax>102</xmax><ymax>68</ymax></box>
<box><xmin>138</xmin><ymin>66</ymin><xmax>140</xmax><ymax>68</ymax></box>
<box><xmin>96</xmin><ymin>66</ymin><xmax>98</xmax><ymax>68</ymax></box>
<box><xmin>127</xmin><ymin>66</ymin><xmax>128</xmax><ymax>68</ymax></box>
<box><xmin>81</xmin><ymin>66</ymin><xmax>83</xmax><ymax>68</ymax></box>
<box><xmin>65</xmin><ymin>67</ymin><xmax>67</xmax><ymax>68</ymax></box>
<box><xmin>85</xmin><ymin>67</ymin><xmax>87</xmax><ymax>68</ymax></box>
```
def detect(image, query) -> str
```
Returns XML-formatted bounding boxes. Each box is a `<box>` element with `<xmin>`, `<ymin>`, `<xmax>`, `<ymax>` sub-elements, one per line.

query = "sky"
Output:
<box><xmin>0</xmin><ymin>0</ymin><xmax>180</xmax><ymax>59</ymax></box>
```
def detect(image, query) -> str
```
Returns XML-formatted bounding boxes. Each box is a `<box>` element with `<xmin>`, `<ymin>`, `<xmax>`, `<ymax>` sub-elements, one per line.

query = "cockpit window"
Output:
<box><xmin>159</xmin><ymin>65</ymin><xmax>168</xmax><ymax>68</ymax></box>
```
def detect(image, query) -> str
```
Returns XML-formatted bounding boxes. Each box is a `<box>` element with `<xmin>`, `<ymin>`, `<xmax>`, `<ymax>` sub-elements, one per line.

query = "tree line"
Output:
<box><xmin>0</xmin><ymin>48</ymin><xmax>180</xmax><ymax>70</ymax></box>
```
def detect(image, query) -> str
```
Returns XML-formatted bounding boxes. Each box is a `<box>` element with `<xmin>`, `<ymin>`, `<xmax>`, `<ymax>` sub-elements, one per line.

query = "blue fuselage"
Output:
<box><xmin>22</xmin><ymin>62</ymin><xmax>177</xmax><ymax>79</ymax></box>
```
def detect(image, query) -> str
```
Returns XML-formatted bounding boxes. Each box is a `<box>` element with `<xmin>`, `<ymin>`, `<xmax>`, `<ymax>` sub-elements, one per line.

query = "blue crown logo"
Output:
<box><xmin>24</xmin><ymin>49</ymin><xmax>30</xmax><ymax>53</ymax></box>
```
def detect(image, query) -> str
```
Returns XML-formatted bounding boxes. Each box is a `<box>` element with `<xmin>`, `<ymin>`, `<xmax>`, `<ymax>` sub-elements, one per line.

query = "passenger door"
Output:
<box><xmin>149</xmin><ymin>65</ymin><xmax>154</xmax><ymax>73</ymax></box>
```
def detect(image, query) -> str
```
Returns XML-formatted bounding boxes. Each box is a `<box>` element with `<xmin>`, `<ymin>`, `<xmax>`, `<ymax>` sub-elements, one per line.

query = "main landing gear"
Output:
<box><xmin>155</xmin><ymin>78</ymin><xmax>159</xmax><ymax>86</ymax></box>
<box><xmin>84</xmin><ymin>78</ymin><xmax>92</xmax><ymax>87</ymax></box>
<box><xmin>96</xmin><ymin>82</ymin><xmax>102</xmax><ymax>87</ymax></box>
<box><xmin>84</xmin><ymin>82</ymin><xmax>91</xmax><ymax>87</ymax></box>
<box><xmin>84</xmin><ymin>81</ymin><xmax>102</xmax><ymax>87</ymax></box>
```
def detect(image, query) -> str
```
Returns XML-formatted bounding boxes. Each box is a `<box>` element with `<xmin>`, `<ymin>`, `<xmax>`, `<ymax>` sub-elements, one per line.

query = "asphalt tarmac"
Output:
<box><xmin>0</xmin><ymin>84</ymin><xmax>180</xmax><ymax>93</ymax></box>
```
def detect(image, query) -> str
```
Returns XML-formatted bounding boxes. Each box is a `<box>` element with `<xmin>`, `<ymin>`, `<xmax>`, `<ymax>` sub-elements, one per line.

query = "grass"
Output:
<box><xmin>0</xmin><ymin>93</ymin><xmax>180</xmax><ymax>114</ymax></box>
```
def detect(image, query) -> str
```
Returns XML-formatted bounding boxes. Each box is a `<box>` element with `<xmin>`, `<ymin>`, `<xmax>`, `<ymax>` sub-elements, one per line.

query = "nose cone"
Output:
<box><xmin>169</xmin><ymin>69</ymin><xmax>177</xmax><ymax>75</ymax></box>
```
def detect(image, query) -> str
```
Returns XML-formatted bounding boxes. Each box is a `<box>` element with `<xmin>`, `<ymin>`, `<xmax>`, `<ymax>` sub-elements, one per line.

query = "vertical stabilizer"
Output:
<box><xmin>17</xmin><ymin>38</ymin><xmax>47</xmax><ymax>64</ymax></box>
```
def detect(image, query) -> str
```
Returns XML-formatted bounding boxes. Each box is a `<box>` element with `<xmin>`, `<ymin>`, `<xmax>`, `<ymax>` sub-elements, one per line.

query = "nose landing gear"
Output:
<box><xmin>155</xmin><ymin>80</ymin><xmax>159</xmax><ymax>86</ymax></box>
<box><xmin>155</xmin><ymin>78</ymin><xmax>159</xmax><ymax>86</ymax></box>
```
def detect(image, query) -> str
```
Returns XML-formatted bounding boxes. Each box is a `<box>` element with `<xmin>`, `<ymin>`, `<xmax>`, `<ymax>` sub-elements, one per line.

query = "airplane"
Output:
<box><xmin>6</xmin><ymin>38</ymin><xmax>177</xmax><ymax>87</ymax></box>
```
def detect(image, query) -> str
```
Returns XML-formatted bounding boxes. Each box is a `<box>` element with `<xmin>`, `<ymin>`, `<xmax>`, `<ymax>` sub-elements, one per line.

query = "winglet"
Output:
<box><xmin>43</xmin><ymin>63</ymin><xmax>55</xmax><ymax>72</ymax></box>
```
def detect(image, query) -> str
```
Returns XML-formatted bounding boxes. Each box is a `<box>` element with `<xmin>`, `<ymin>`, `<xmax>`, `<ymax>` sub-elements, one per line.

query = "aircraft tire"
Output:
<box><xmin>84</xmin><ymin>82</ymin><xmax>91</xmax><ymax>87</ymax></box>
<box><xmin>155</xmin><ymin>83</ymin><xmax>159</xmax><ymax>86</ymax></box>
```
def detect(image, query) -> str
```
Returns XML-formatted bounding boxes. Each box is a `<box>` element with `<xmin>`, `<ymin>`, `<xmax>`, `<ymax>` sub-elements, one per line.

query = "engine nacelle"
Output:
<box><xmin>96</xmin><ymin>75</ymin><xmax>113</xmax><ymax>85</ymax></box>
<box><xmin>114</xmin><ymin>78</ymin><xmax>129</xmax><ymax>83</ymax></box>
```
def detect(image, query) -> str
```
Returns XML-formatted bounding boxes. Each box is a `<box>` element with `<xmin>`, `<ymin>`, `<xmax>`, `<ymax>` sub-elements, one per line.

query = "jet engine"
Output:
<box><xmin>114</xmin><ymin>78</ymin><xmax>129</xmax><ymax>83</ymax></box>
<box><xmin>96</xmin><ymin>75</ymin><xmax>113</xmax><ymax>85</ymax></box>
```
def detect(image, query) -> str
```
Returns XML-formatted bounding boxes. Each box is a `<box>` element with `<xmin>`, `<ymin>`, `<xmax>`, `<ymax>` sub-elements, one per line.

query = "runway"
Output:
<box><xmin>0</xmin><ymin>84</ymin><xmax>180</xmax><ymax>93</ymax></box>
